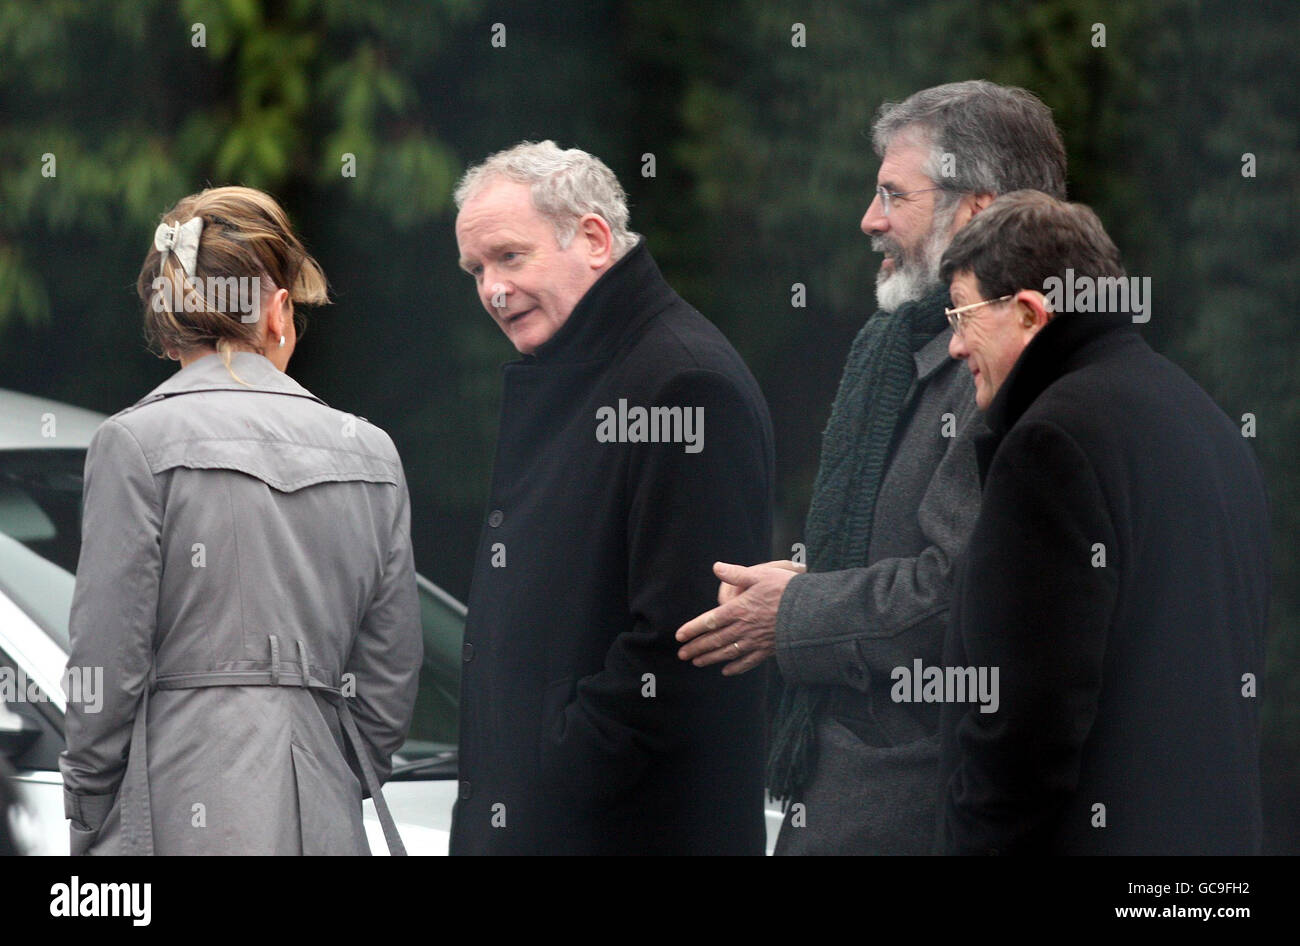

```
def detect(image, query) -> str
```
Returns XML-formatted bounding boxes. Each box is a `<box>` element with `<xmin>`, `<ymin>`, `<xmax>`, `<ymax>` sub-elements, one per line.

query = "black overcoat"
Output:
<box><xmin>938</xmin><ymin>309</ymin><xmax>1270</xmax><ymax>854</ymax></box>
<box><xmin>450</xmin><ymin>240</ymin><xmax>774</xmax><ymax>855</ymax></box>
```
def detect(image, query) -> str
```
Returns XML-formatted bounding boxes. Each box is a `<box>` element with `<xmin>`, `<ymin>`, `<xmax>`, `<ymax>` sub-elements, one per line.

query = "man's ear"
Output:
<box><xmin>948</xmin><ymin>192</ymin><xmax>998</xmax><ymax>234</ymax></box>
<box><xmin>577</xmin><ymin>213</ymin><xmax>614</xmax><ymax>270</ymax></box>
<box><xmin>1016</xmin><ymin>290</ymin><xmax>1053</xmax><ymax>334</ymax></box>
<box><xmin>968</xmin><ymin>191</ymin><xmax>997</xmax><ymax>215</ymax></box>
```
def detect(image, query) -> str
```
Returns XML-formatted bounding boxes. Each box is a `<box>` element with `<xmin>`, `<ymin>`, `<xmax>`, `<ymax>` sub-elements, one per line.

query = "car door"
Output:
<box><xmin>0</xmin><ymin>537</ymin><xmax>75</xmax><ymax>855</ymax></box>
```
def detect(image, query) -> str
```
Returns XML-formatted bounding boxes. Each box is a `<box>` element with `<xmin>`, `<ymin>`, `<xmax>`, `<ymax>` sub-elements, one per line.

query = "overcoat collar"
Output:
<box><xmin>983</xmin><ymin>309</ymin><xmax>1137</xmax><ymax>437</ymax></box>
<box><xmin>975</xmin><ymin>309</ymin><xmax>1138</xmax><ymax>479</ymax></box>
<box><xmin>915</xmin><ymin>326</ymin><xmax>957</xmax><ymax>382</ymax></box>
<box><xmin>521</xmin><ymin>237</ymin><xmax>675</xmax><ymax>366</ymax></box>
<box><xmin>131</xmin><ymin>351</ymin><xmax>327</xmax><ymax>409</ymax></box>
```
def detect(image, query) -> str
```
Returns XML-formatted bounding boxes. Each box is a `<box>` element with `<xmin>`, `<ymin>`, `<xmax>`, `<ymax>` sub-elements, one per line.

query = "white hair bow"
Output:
<box><xmin>153</xmin><ymin>216</ymin><xmax>204</xmax><ymax>276</ymax></box>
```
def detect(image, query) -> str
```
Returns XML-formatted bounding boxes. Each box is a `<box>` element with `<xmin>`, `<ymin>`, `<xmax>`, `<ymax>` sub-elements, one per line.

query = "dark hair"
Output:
<box><xmin>940</xmin><ymin>190</ymin><xmax>1125</xmax><ymax>299</ymax></box>
<box><xmin>872</xmin><ymin>80</ymin><xmax>1068</xmax><ymax>204</ymax></box>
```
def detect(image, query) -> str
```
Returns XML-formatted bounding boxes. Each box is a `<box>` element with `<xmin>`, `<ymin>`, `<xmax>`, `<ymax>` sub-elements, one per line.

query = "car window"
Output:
<box><xmin>403</xmin><ymin>577</ymin><xmax>463</xmax><ymax>755</ymax></box>
<box><xmin>0</xmin><ymin>450</ymin><xmax>85</xmax><ymax>576</ymax></box>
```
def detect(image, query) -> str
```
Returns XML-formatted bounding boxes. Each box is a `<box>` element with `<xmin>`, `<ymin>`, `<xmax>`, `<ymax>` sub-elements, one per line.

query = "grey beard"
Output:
<box><xmin>872</xmin><ymin>205</ymin><xmax>958</xmax><ymax>313</ymax></box>
<box><xmin>875</xmin><ymin>260</ymin><xmax>943</xmax><ymax>312</ymax></box>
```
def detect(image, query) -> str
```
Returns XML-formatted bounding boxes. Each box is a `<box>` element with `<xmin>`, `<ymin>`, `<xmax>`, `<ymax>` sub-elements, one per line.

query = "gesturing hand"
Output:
<box><xmin>676</xmin><ymin>560</ymin><xmax>805</xmax><ymax>676</ymax></box>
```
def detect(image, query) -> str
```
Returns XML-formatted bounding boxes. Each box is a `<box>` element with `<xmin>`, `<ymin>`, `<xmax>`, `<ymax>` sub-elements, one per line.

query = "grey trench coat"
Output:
<box><xmin>59</xmin><ymin>352</ymin><xmax>422</xmax><ymax>855</ymax></box>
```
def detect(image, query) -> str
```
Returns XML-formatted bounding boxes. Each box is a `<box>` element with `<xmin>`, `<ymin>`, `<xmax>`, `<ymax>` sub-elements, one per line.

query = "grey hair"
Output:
<box><xmin>872</xmin><ymin>80</ymin><xmax>1068</xmax><ymax>205</ymax></box>
<box><xmin>454</xmin><ymin>140</ymin><xmax>640</xmax><ymax>260</ymax></box>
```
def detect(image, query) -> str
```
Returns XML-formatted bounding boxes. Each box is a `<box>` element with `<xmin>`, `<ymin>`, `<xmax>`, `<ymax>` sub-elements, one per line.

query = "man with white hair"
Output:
<box><xmin>450</xmin><ymin>141</ymin><xmax>774</xmax><ymax>854</ymax></box>
<box><xmin>676</xmin><ymin>81</ymin><xmax>1069</xmax><ymax>854</ymax></box>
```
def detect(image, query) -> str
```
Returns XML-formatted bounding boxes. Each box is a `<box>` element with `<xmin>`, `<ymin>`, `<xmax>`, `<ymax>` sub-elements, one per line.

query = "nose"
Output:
<box><xmin>481</xmin><ymin>276</ymin><xmax>511</xmax><ymax>313</ymax></box>
<box><xmin>948</xmin><ymin>328</ymin><xmax>968</xmax><ymax>360</ymax></box>
<box><xmin>861</xmin><ymin>192</ymin><xmax>888</xmax><ymax>237</ymax></box>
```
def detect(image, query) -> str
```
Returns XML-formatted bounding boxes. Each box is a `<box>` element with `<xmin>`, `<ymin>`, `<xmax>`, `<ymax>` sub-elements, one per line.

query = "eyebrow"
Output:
<box><xmin>878</xmin><ymin>180</ymin><xmax>923</xmax><ymax>196</ymax></box>
<box><xmin>458</xmin><ymin>241</ymin><xmax>527</xmax><ymax>273</ymax></box>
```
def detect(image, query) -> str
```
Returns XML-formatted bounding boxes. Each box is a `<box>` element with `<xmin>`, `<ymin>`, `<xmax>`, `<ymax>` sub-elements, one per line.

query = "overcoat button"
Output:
<box><xmin>463</xmin><ymin>642</ymin><xmax>475</xmax><ymax>663</ymax></box>
<box><xmin>488</xmin><ymin>509</ymin><xmax>504</xmax><ymax>527</ymax></box>
<box><xmin>460</xmin><ymin>780</ymin><xmax>473</xmax><ymax>799</ymax></box>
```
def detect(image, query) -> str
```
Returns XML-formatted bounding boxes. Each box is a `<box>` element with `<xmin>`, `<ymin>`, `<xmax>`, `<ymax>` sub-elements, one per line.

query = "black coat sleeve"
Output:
<box><xmin>537</xmin><ymin>368</ymin><xmax>772</xmax><ymax>807</ymax></box>
<box><xmin>939</xmin><ymin>420</ymin><xmax>1119</xmax><ymax>854</ymax></box>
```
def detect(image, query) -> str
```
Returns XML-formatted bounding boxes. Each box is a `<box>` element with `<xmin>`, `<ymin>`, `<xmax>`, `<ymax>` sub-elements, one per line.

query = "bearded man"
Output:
<box><xmin>676</xmin><ymin>80</ymin><xmax>1069</xmax><ymax>854</ymax></box>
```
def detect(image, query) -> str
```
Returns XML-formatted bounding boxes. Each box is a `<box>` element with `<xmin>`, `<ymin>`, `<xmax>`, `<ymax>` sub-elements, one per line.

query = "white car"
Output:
<box><xmin>0</xmin><ymin>387</ymin><xmax>783</xmax><ymax>855</ymax></box>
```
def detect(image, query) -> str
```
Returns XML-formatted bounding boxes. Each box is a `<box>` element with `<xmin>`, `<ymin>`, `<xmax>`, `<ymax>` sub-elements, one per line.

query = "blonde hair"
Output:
<box><xmin>137</xmin><ymin>186</ymin><xmax>329</xmax><ymax>375</ymax></box>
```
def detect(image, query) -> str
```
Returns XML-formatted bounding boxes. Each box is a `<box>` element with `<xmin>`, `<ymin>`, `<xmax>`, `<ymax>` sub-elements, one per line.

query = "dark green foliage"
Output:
<box><xmin>1</xmin><ymin>0</ymin><xmax>1295</xmax><ymax>849</ymax></box>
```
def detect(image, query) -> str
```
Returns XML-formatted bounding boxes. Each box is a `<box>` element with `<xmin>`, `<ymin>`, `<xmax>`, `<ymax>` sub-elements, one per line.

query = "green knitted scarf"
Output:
<box><xmin>767</xmin><ymin>286</ymin><xmax>951</xmax><ymax>805</ymax></box>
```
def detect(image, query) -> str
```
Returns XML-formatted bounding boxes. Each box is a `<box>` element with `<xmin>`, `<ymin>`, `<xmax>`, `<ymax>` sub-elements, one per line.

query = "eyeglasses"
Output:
<box><xmin>945</xmin><ymin>295</ymin><xmax>1015</xmax><ymax>336</ymax></box>
<box><xmin>875</xmin><ymin>184</ymin><xmax>946</xmax><ymax>217</ymax></box>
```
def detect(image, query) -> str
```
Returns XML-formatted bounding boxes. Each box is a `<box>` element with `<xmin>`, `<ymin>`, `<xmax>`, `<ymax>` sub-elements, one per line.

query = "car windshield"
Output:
<box><xmin>0</xmin><ymin>445</ymin><xmax>460</xmax><ymax>761</ymax></box>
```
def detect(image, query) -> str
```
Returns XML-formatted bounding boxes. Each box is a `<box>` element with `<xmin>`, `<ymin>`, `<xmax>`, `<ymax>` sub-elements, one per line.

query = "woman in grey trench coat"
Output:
<box><xmin>58</xmin><ymin>186</ymin><xmax>422</xmax><ymax>855</ymax></box>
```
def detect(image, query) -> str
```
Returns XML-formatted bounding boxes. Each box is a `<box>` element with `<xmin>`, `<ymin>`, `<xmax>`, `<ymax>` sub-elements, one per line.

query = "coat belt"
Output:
<box><xmin>117</xmin><ymin>634</ymin><xmax>407</xmax><ymax>856</ymax></box>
